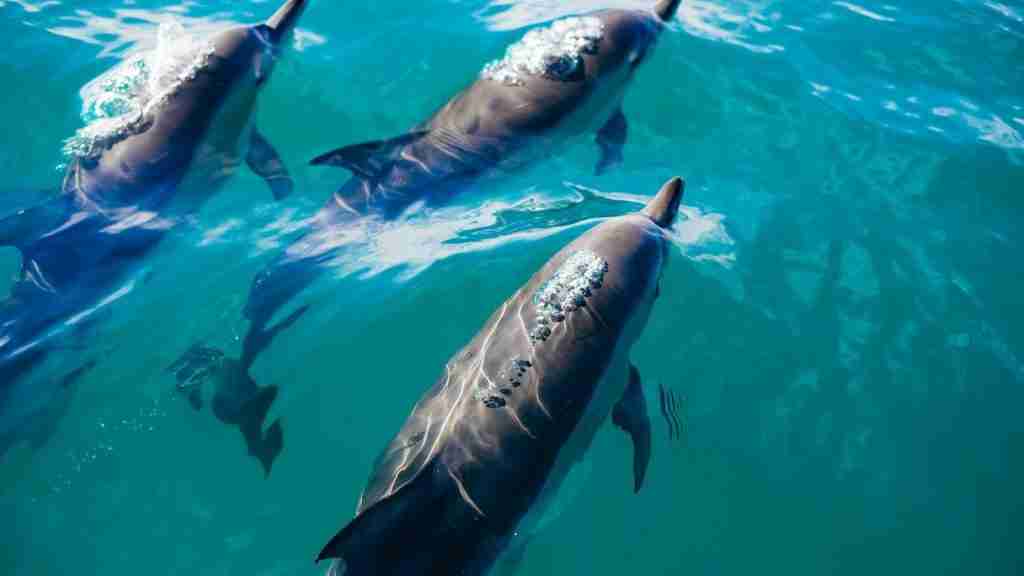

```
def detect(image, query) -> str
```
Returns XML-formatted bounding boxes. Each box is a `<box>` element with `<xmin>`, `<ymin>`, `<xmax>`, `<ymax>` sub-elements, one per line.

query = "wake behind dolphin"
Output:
<box><xmin>185</xmin><ymin>0</ymin><xmax>685</xmax><ymax>392</ymax></box>
<box><xmin>316</xmin><ymin>175</ymin><xmax>685</xmax><ymax>576</ymax></box>
<box><xmin>0</xmin><ymin>0</ymin><xmax>308</xmax><ymax>466</ymax></box>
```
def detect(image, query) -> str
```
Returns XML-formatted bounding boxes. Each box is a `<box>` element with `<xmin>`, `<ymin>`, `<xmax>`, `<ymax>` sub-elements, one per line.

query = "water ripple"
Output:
<box><xmin>479</xmin><ymin>0</ymin><xmax>786</xmax><ymax>54</ymax></box>
<box><xmin>187</xmin><ymin>183</ymin><xmax>733</xmax><ymax>283</ymax></box>
<box><xmin>0</xmin><ymin>0</ymin><xmax>60</xmax><ymax>14</ymax></box>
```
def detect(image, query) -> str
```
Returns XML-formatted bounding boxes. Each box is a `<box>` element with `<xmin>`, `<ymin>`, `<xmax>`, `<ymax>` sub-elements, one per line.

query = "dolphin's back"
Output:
<box><xmin>321</xmin><ymin>305</ymin><xmax>567</xmax><ymax>575</ymax></box>
<box><xmin>428</xmin><ymin>9</ymin><xmax>659</xmax><ymax>143</ymax></box>
<box><xmin>73</xmin><ymin>26</ymin><xmax>264</xmax><ymax>209</ymax></box>
<box><xmin>319</xmin><ymin>218</ymin><xmax>665</xmax><ymax>575</ymax></box>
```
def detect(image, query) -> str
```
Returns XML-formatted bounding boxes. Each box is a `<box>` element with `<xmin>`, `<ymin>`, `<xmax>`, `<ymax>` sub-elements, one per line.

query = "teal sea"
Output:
<box><xmin>2</xmin><ymin>0</ymin><xmax>1023</xmax><ymax>574</ymax></box>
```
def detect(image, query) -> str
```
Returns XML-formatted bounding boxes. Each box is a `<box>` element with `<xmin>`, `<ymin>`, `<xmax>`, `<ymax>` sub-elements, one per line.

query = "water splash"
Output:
<box><xmin>44</xmin><ymin>4</ymin><xmax>322</xmax><ymax>58</ymax></box>
<box><xmin>45</xmin><ymin>5</ymin><xmax>235</xmax><ymax>59</ymax></box>
<box><xmin>832</xmin><ymin>1</ymin><xmax>896</xmax><ymax>23</ymax></box>
<box><xmin>0</xmin><ymin>0</ymin><xmax>60</xmax><ymax>14</ymax></box>
<box><xmin>190</xmin><ymin>183</ymin><xmax>733</xmax><ymax>284</ymax></box>
<box><xmin>61</xmin><ymin>19</ymin><xmax>215</xmax><ymax>160</ymax></box>
<box><xmin>481</xmin><ymin>16</ymin><xmax>605</xmax><ymax>86</ymax></box>
<box><xmin>479</xmin><ymin>0</ymin><xmax>786</xmax><ymax>55</ymax></box>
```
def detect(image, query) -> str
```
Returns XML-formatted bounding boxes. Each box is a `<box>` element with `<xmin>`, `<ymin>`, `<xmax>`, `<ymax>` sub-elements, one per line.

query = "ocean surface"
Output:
<box><xmin>1</xmin><ymin>0</ymin><xmax>1022</xmax><ymax>574</ymax></box>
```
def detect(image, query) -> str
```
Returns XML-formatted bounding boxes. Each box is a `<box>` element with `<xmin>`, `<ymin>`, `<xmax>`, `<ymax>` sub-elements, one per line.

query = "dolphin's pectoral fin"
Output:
<box><xmin>612</xmin><ymin>364</ymin><xmax>651</xmax><ymax>493</ymax></box>
<box><xmin>595</xmin><ymin>107</ymin><xmax>628</xmax><ymax>175</ymax></box>
<box><xmin>0</xmin><ymin>194</ymin><xmax>67</xmax><ymax>249</ymax></box>
<box><xmin>309</xmin><ymin>130</ymin><xmax>430</xmax><ymax>180</ymax></box>
<box><xmin>247</xmin><ymin>128</ymin><xmax>294</xmax><ymax>201</ymax></box>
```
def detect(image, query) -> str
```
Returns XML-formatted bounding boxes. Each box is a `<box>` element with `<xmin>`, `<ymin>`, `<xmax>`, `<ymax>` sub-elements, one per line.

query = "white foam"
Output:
<box><xmin>0</xmin><ymin>0</ymin><xmax>59</xmax><ymax>13</ymax></box>
<box><xmin>481</xmin><ymin>16</ymin><xmax>604</xmax><ymax>86</ymax></box>
<box><xmin>62</xmin><ymin>19</ymin><xmax>215</xmax><ymax>159</ymax></box>
<box><xmin>223</xmin><ymin>183</ymin><xmax>734</xmax><ymax>285</ymax></box>
<box><xmin>479</xmin><ymin>0</ymin><xmax>785</xmax><ymax>54</ymax></box>
<box><xmin>833</xmin><ymin>1</ymin><xmax>896</xmax><ymax>23</ymax></box>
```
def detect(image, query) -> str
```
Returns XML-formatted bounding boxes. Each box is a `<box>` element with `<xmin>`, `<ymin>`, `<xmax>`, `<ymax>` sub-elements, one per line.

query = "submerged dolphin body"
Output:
<box><xmin>0</xmin><ymin>0</ymin><xmax>308</xmax><ymax>459</ymax></box>
<box><xmin>316</xmin><ymin>176</ymin><xmax>685</xmax><ymax>576</ymax></box>
<box><xmin>214</xmin><ymin>0</ymin><xmax>684</xmax><ymax>380</ymax></box>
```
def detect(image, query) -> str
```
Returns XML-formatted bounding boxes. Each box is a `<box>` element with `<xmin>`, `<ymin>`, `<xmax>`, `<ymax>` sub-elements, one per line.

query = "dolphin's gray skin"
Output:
<box><xmin>213</xmin><ymin>0</ymin><xmax>684</xmax><ymax>384</ymax></box>
<box><xmin>0</xmin><ymin>0</ymin><xmax>308</xmax><ymax>462</ymax></box>
<box><xmin>316</xmin><ymin>176</ymin><xmax>685</xmax><ymax>576</ymax></box>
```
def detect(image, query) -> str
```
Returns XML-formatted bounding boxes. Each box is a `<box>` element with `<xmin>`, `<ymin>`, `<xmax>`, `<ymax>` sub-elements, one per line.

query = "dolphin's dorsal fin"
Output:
<box><xmin>265</xmin><ymin>0</ymin><xmax>308</xmax><ymax>43</ymax></box>
<box><xmin>654</xmin><ymin>0</ymin><xmax>683</xmax><ymax>22</ymax></box>
<box><xmin>642</xmin><ymin>177</ymin><xmax>684</xmax><ymax>228</ymax></box>
<box><xmin>317</xmin><ymin>459</ymin><xmax>492</xmax><ymax>573</ymax></box>
<box><xmin>309</xmin><ymin>131</ymin><xmax>430</xmax><ymax>180</ymax></box>
<box><xmin>612</xmin><ymin>364</ymin><xmax>652</xmax><ymax>493</ymax></box>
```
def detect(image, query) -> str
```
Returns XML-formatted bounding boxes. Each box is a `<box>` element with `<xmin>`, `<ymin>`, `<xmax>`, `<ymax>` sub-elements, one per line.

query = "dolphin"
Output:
<box><xmin>202</xmin><ymin>0</ymin><xmax>684</xmax><ymax>383</ymax></box>
<box><xmin>315</xmin><ymin>176</ymin><xmax>685</xmax><ymax>576</ymax></box>
<box><xmin>0</xmin><ymin>0</ymin><xmax>308</xmax><ymax>459</ymax></box>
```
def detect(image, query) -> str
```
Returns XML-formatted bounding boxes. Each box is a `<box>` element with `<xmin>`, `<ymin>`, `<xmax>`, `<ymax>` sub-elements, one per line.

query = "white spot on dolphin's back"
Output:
<box><xmin>481</xmin><ymin>16</ymin><xmax>605</xmax><ymax>86</ymax></box>
<box><xmin>529</xmin><ymin>250</ymin><xmax>607</xmax><ymax>344</ymax></box>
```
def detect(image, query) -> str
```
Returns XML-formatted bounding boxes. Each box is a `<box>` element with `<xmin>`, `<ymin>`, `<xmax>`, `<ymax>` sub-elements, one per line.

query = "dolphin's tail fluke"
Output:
<box><xmin>237</xmin><ymin>385</ymin><xmax>284</xmax><ymax>478</ymax></box>
<box><xmin>317</xmin><ymin>460</ymin><xmax>499</xmax><ymax>575</ymax></box>
<box><xmin>169</xmin><ymin>348</ymin><xmax>285</xmax><ymax>478</ymax></box>
<box><xmin>265</xmin><ymin>0</ymin><xmax>308</xmax><ymax>44</ymax></box>
<box><xmin>654</xmin><ymin>0</ymin><xmax>683</xmax><ymax>22</ymax></box>
<box><xmin>643</xmin><ymin>177</ymin><xmax>685</xmax><ymax>228</ymax></box>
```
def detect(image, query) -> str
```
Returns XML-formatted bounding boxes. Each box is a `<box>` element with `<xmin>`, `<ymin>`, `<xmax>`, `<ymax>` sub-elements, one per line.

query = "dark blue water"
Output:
<box><xmin>2</xmin><ymin>1</ymin><xmax>1022</xmax><ymax>574</ymax></box>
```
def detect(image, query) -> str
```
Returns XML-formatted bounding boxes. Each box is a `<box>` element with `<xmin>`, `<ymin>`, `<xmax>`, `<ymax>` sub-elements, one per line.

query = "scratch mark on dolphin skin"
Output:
<box><xmin>448</xmin><ymin>466</ymin><xmax>486</xmax><ymax>517</ymax></box>
<box><xmin>427</xmin><ymin>303</ymin><xmax>509</xmax><ymax>463</ymax></box>
<box><xmin>505</xmin><ymin>406</ymin><xmax>537</xmax><ymax>439</ymax></box>
<box><xmin>400</xmin><ymin>147</ymin><xmax>432</xmax><ymax>174</ymax></box>
<box><xmin>386</xmin><ymin>444</ymin><xmax>414</xmax><ymax>498</ymax></box>
<box><xmin>27</xmin><ymin>261</ymin><xmax>58</xmax><ymax>293</ymax></box>
<box><xmin>40</xmin><ymin>211</ymin><xmax>90</xmax><ymax>240</ymax></box>
<box><xmin>418</xmin><ymin>417</ymin><xmax>434</xmax><ymax>453</ymax></box>
<box><xmin>513</xmin><ymin>297</ymin><xmax>553</xmax><ymax>419</ymax></box>
<box><xmin>387</xmin><ymin>415</ymin><xmax>434</xmax><ymax>498</ymax></box>
<box><xmin>479</xmin><ymin>362</ymin><xmax>499</xmax><ymax>391</ymax></box>
<box><xmin>332</xmin><ymin>193</ymin><xmax>361</xmax><ymax>216</ymax></box>
<box><xmin>440</xmin><ymin>363</ymin><xmax>453</xmax><ymax>391</ymax></box>
<box><xmin>516</xmin><ymin>299</ymin><xmax>534</xmax><ymax>352</ymax></box>
<box><xmin>474</xmin><ymin>301</ymin><xmax>513</xmax><ymax>401</ymax></box>
<box><xmin>582</xmin><ymin>302</ymin><xmax>610</xmax><ymax>333</ymax></box>
<box><xmin>531</xmin><ymin>361</ymin><xmax>553</xmax><ymax>420</ymax></box>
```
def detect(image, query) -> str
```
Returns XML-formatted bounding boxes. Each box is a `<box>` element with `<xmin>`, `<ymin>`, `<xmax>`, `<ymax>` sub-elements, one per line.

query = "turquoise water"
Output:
<box><xmin>2</xmin><ymin>0</ymin><xmax>1023</xmax><ymax>574</ymax></box>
